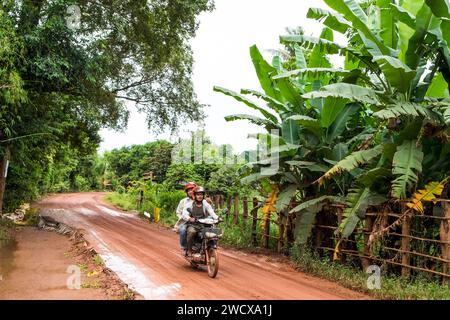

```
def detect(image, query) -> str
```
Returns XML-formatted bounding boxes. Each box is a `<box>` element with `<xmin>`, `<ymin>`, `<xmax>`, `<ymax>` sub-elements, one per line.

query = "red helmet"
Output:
<box><xmin>183</xmin><ymin>182</ymin><xmax>197</xmax><ymax>191</ymax></box>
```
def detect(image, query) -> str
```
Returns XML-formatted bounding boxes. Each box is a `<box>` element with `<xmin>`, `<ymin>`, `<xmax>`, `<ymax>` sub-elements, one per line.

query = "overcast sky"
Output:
<box><xmin>98</xmin><ymin>0</ymin><xmax>329</xmax><ymax>154</ymax></box>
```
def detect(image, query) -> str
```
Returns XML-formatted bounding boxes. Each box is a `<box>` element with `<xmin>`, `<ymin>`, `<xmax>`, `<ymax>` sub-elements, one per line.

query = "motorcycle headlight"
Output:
<box><xmin>205</xmin><ymin>232</ymin><xmax>217</xmax><ymax>238</ymax></box>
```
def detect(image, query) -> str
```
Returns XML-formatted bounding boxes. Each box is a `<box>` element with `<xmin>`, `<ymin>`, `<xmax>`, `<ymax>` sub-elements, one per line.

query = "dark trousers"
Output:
<box><xmin>186</xmin><ymin>224</ymin><xmax>201</xmax><ymax>253</ymax></box>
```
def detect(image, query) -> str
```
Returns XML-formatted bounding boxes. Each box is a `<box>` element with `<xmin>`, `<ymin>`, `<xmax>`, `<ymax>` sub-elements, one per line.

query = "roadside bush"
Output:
<box><xmin>74</xmin><ymin>175</ymin><xmax>91</xmax><ymax>192</ymax></box>
<box><xmin>221</xmin><ymin>221</ymin><xmax>253</xmax><ymax>248</ymax></box>
<box><xmin>49</xmin><ymin>181</ymin><xmax>70</xmax><ymax>193</ymax></box>
<box><xmin>163</xmin><ymin>163</ymin><xmax>203</xmax><ymax>189</ymax></box>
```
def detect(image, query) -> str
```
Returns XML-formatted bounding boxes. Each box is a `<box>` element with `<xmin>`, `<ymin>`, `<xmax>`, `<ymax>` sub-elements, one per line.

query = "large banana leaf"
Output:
<box><xmin>248</xmin><ymin>132</ymin><xmax>286</xmax><ymax>144</ymax></box>
<box><xmin>324</xmin><ymin>0</ymin><xmax>392</xmax><ymax>56</ymax></box>
<box><xmin>224</xmin><ymin>114</ymin><xmax>279</xmax><ymax>131</ymax></box>
<box><xmin>240</xmin><ymin>170</ymin><xmax>278</xmax><ymax>184</ymax></box>
<box><xmin>250</xmin><ymin>45</ymin><xmax>302</xmax><ymax>109</ymax></box>
<box><xmin>275</xmin><ymin>184</ymin><xmax>298</xmax><ymax>212</ymax></box>
<box><xmin>273</xmin><ymin>68</ymin><xmax>351</xmax><ymax>80</ymax></box>
<box><xmin>279</xmin><ymin>34</ymin><xmax>343</xmax><ymax>55</ymax></box>
<box><xmin>286</xmin><ymin>115</ymin><xmax>319</xmax><ymax>124</ymax></box>
<box><xmin>285</xmin><ymin>160</ymin><xmax>316</xmax><ymax>166</ymax></box>
<box><xmin>294</xmin><ymin>44</ymin><xmax>307</xmax><ymax>69</ymax></box>
<box><xmin>272</xmin><ymin>55</ymin><xmax>283</xmax><ymax>72</ymax></box>
<box><xmin>426</xmin><ymin>16</ymin><xmax>450</xmax><ymax>74</ymax></box>
<box><xmin>390</xmin><ymin>4</ymin><xmax>415</xmax><ymax>29</ymax></box>
<box><xmin>287</xmin><ymin>161</ymin><xmax>329</xmax><ymax>173</ymax></box>
<box><xmin>325</xmin><ymin>103</ymin><xmax>360</xmax><ymax>143</ymax></box>
<box><xmin>332</xmin><ymin>143</ymin><xmax>349</xmax><ymax>161</ymax></box>
<box><xmin>309</xmin><ymin>27</ymin><xmax>334</xmax><ymax>71</ymax></box>
<box><xmin>294</xmin><ymin>210</ymin><xmax>317</xmax><ymax>245</ymax></box>
<box><xmin>240</xmin><ymin>89</ymin><xmax>289</xmax><ymax>113</ymax></box>
<box><xmin>273</xmin><ymin>77</ymin><xmax>304</xmax><ymax>112</ymax></box>
<box><xmin>356</xmin><ymin>167</ymin><xmax>392</xmax><ymax>188</ymax></box>
<box><xmin>213</xmin><ymin>86</ymin><xmax>279</xmax><ymax>123</ymax></box>
<box><xmin>281</xmin><ymin>118</ymin><xmax>300</xmax><ymax>145</ymax></box>
<box><xmin>249</xmin><ymin>45</ymin><xmax>281</xmax><ymax>101</ymax></box>
<box><xmin>292</xmin><ymin>195</ymin><xmax>344</xmax><ymax>244</ymax></box>
<box><xmin>373</xmin><ymin>101</ymin><xmax>443</xmax><ymax>123</ymax></box>
<box><xmin>290</xmin><ymin>195</ymin><xmax>344</xmax><ymax>214</ymax></box>
<box><xmin>391</xmin><ymin>140</ymin><xmax>424</xmax><ymax>199</ymax></box>
<box><xmin>377</xmin><ymin>0</ymin><xmax>399</xmax><ymax>50</ymax></box>
<box><xmin>425</xmin><ymin>73</ymin><xmax>450</xmax><ymax>99</ymax></box>
<box><xmin>302</xmin><ymin>83</ymin><xmax>381</xmax><ymax>106</ymax></box>
<box><xmin>425</xmin><ymin>0</ymin><xmax>450</xmax><ymax>18</ymax></box>
<box><xmin>373</xmin><ymin>55</ymin><xmax>416</xmax><ymax>93</ymax></box>
<box><xmin>317</xmin><ymin>145</ymin><xmax>384</xmax><ymax>184</ymax></box>
<box><xmin>266</xmin><ymin>144</ymin><xmax>300</xmax><ymax>156</ymax></box>
<box><xmin>307</xmin><ymin>7</ymin><xmax>351</xmax><ymax>34</ymax></box>
<box><xmin>444</xmin><ymin>105</ymin><xmax>450</xmax><ymax>125</ymax></box>
<box><xmin>320</xmin><ymin>98</ymin><xmax>347</xmax><ymax>128</ymax></box>
<box><xmin>286</xmin><ymin>115</ymin><xmax>322</xmax><ymax>136</ymax></box>
<box><xmin>339</xmin><ymin>188</ymin><xmax>386</xmax><ymax>237</ymax></box>
<box><xmin>402</xmin><ymin>0</ymin><xmax>426</xmax><ymax>16</ymax></box>
<box><xmin>404</xmin><ymin>3</ymin><xmax>434</xmax><ymax>69</ymax></box>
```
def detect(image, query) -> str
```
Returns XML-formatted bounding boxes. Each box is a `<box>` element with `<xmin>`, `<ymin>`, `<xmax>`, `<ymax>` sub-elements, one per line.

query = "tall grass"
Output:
<box><xmin>0</xmin><ymin>218</ymin><xmax>14</xmax><ymax>243</ymax></box>
<box><xmin>104</xmin><ymin>186</ymin><xmax>185</xmax><ymax>226</ymax></box>
<box><xmin>289</xmin><ymin>242</ymin><xmax>450</xmax><ymax>300</ymax></box>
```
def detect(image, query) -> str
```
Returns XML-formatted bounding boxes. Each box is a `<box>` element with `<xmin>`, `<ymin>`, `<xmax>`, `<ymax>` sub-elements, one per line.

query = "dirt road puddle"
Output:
<box><xmin>0</xmin><ymin>239</ymin><xmax>17</xmax><ymax>281</ymax></box>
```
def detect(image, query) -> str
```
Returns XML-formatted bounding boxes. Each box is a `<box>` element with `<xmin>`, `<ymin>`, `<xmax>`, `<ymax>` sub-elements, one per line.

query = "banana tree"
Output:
<box><xmin>287</xmin><ymin>0</ymin><xmax>450</xmax><ymax>238</ymax></box>
<box><xmin>214</xmin><ymin>27</ymin><xmax>372</xmax><ymax>244</ymax></box>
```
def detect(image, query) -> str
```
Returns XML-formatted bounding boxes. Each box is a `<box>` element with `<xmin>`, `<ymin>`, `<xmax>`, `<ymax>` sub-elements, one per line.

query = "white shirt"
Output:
<box><xmin>176</xmin><ymin>197</ymin><xmax>191</xmax><ymax>219</ymax></box>
<box><xmin>180</xmin><ymin>199</ymin><xmax>219</xmax><ymax>221</ymax></box>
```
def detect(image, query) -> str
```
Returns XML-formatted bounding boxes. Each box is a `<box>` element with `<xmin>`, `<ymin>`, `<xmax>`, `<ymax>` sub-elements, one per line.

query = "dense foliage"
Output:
<box><xmin>0</xmin><ymin>0</ymin><xmax>214</xmax><ymax>212</ymax></box>
<box><xmin>215</xmin><ymin>0</ymin><xmax>450</xmax><ymax>245</ymax></box>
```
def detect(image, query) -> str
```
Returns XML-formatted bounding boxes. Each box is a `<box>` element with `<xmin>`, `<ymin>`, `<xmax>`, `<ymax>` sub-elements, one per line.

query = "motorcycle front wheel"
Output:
<box><xmin>206</xmin><ymin>248</ymin><xmax>219</xmax><ymax>278</ymax></box>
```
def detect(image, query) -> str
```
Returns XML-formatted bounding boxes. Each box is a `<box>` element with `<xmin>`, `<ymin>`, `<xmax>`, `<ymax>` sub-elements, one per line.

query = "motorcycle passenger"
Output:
<box><xmin>182</xmin><ymin>186</ymin><xmax>218</xmax><ymax>257</ymax></box>
<box><xmin>174</xmin><ymin>182</ymin><xmax>197</xmax><ymax>255</ymax></box>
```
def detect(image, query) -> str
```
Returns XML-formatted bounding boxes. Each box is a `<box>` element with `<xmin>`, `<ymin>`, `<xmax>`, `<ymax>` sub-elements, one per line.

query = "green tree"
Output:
<box><xmin>0</xmin><ymin>0</ymin><xmax>213</xmax><ymax>212</ymax></box>
<box><xmin>145</xmin><ymin>141</ymin><xmax>174</xmax><ymax>183</ymax></box>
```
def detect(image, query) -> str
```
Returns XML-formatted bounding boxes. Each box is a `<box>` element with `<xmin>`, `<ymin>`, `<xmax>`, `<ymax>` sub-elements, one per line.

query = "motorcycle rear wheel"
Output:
<box><xmin>206</xmin><ymin>248</ymin><xmax>219</xmax><ymax>278</ymax></box>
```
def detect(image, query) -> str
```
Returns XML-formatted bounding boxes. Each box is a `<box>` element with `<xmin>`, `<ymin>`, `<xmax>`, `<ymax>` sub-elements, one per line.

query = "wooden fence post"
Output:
<box><xmin>286</xmin><ymin>201</ymin><xmax>296</xmax><ymax>247</ymax></box>
<box><xmin>401</xmin><ymin>212</ymin><xmax>412</xmax><ymax>278</ymax></box>
<box><xmin>226</xmin><ymin>196</ymin><xmax>232</xmax><ymax>224</ymax></box>
<box><xmin>137</xmin><ymin>190</ymin><xmax>144</xmax><ymax>210</ymax></box>
<box><xmin>440</xmin><ymin>202</ymin><xmax>450</xmax><ymax>284</ymax></box>
<box><xmin>233</xmin><ymin>195</ymin><xmax>239</xmax><ymax>225</ymax></box>
<box><xmin>314</xmin><ymin>212</ymin><xmax>323</xmax><ymax>256</ymax></box>
<box><xmin>243</xmin><ymin>197</ymin><xmax>248</xmax><ymax>220</ymax></box>
<box><xmin>263</xmin><ymin>215</ymin><xmax>270</xmax><ymax>249</ymax></box>
<box><xmin>334</xmin><ymin>206</ymin><xmax>344</xmax><ymax>262</ymax></box>
<box><xmin>277</xmin><ymin>209</ymin><xmax>286</xmax><ymax>253</ymax></box>
<box><xmin>219</xmin><ymin>194</ymin><xmax>224</xmax><ymax>209</ymax></box>
<box><xmin>362</xmin><ymin>214</ymin><xmax>374</xmax><ymax>271</ymax></box>
<box><xmin>252</xmin><ymin>198</ymin><xmax>258</xmax><ymax>246</ymax></box>
<box><xmin>214</xmin><ymin>195</ymin><xmax>220</xmax><ymax>209</ymax></box>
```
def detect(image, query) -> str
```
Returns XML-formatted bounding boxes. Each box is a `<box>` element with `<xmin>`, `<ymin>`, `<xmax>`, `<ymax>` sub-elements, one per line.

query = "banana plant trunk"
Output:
<box><xmin>262</xmin><ymin>185</ymin><xmax>278</xmax><ymax>249</ymax></box>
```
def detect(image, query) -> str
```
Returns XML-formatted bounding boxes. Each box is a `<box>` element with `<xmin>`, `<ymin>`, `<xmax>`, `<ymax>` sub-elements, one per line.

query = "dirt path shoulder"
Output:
<box><xmin>0</xmin><ymin>226</ymin><xmax>139</xmax><ymax>300</ymax></box>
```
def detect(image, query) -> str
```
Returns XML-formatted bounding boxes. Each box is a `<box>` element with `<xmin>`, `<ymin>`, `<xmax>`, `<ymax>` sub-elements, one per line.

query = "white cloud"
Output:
<box><xmin>99</xmin><ymin>0</ymin><xmax>328</xmax><ymax>154</ymax></box>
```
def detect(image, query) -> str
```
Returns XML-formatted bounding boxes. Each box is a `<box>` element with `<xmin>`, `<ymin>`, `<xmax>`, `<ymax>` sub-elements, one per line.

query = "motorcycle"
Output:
<box><xmin>184</xmin><ymin>208</ymin><xmax>226</xmax><ymax>278</ymax></box>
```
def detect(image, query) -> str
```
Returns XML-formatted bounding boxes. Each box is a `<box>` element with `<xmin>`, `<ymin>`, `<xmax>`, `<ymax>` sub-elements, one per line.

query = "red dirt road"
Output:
<box><xmin>36</xmin><ymin>192</ymin><xmax>370</xmax><ymax>300</ymax></box>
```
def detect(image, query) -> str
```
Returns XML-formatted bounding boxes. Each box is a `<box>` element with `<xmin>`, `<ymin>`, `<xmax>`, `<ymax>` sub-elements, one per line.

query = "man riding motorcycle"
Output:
<box><xmin>174</xmin><ymin>182</ymin><xmax>197</xmax><ymax>254</ymax></box>
<box><xmin>181</xmin><ymin>186</ymin><xmax>219</xmax><ymax>257</ymax></box>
